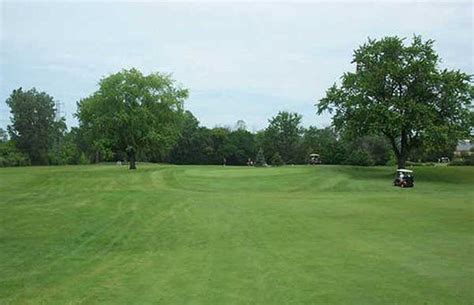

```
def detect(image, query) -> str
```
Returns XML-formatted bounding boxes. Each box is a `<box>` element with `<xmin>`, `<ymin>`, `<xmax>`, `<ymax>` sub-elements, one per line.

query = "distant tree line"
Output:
<box><xmin>1</xmin><ymin>35</ymin><xmax>472</xmax><ymax>168</ymax></box>
<box><xmin>0</xmin><ymin>89</ymin><xmax>459</xmax><ymax>168</ymax></box>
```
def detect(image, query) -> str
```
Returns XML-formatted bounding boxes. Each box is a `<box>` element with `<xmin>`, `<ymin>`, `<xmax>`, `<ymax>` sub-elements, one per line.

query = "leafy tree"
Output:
<box><xmin>318</xmin><ymin>36</ymin><xmax>473</xmax><ymax>168</ymax></box>
<box><xmin>234</xmin><ymin>119</ymin><xmax>247</xmax><ymax>131</ymax></box>
<box><xmin>6</xmin><ymin>88</ymin><xmax>63</xmax><ymax>165</ymax></box>
<box><xmin>263</xmin><ymin>111</ymin><xmax>303</xmax><ymax>163</ymax></box>
<box><xmin>255</xmin><ymin>148</ymin><xmax>266</xmax><ymax>167</ymax></box>
<box><xmin>208</xmin><ymin>127</ymin><xmax>231</xmax><ymax>164</ymax></box>
<box><xmin>168</xmin><ymin>111</ymin><xmax>202</xmax><ymax>164</ymax></box>
<box><xmin>270</xmin><ymin>152</ymin><xmax>283</xmax><ymax>166</ymax></box>
<box><xmin>343</xmin><ymin>148</ymin><xmax>374</xmax><ymax>166</ymax></box>
<box><xmin>0</xmin><ymin>141</ymin><xmax>30</xmax><ymax>167</ymax></box>
<box><xmin>344</xmin><ymin>135</ymin><xmax>392</xmax><ymax>166</ymax></box>
<box><xmin>76</xmin><ymin>68</ymin><xmax>188</xmax><ymax>169</ymax></box>
<box><xmin>301</xmin><ymin>127</ymin><xmax>346</xmax><ymax>164</ymax></box>
<box><xmin>78</xmin><ymin>152</ymin><xmax>89</xmax><ymax>165</ymax></box>
<box><xmin>225</xmin><ymin>128</ymin><xmax>256</xmax><ymax>165</ymax></box>
<box><xmin>0</xmin><ymin>128</ymin><xmax>8</xmax><ymax>142</ymax></box>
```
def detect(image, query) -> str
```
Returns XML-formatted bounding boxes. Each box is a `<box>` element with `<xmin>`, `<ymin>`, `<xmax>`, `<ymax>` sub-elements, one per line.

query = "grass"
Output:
<box><xmin>0</xmin><ymin>164</ymin><xmax>473</xmax><ymax>304</ymax></box>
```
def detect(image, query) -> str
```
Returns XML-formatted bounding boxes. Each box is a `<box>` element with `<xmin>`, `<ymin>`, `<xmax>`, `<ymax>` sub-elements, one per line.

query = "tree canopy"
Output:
<box><xmin>6</xmin><ymin>88</ymin><xmax>64</xmax><ymax>165</ymax></box>
<box><xmin>318</xmin><ymin>36</ymin><xmax>473</xmax><ymax>168</ymax></box>
<box><xmin>3</xmin><ymin>36</ymin><xmax>472</xmax><ymax>168</ymax></box>
<box><xmin>263</xmin><ymin>111</ymin><xmax>303</xmax><ymax>164</ymax></box>
<box><xmin>76</xmin><ymin>68</ymin><xmax>188</xmax><ymax>169</ymax></box>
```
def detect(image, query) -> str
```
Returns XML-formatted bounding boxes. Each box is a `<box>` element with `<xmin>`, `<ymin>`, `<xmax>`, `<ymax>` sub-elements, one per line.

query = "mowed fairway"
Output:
<box><xmin>0</xmin><ymin>165</ymin><xmax>473</xmax><ymax>305</ymax></box>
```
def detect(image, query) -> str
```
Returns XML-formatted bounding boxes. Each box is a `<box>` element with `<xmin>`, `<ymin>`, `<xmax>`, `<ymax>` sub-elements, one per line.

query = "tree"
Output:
<box><xmin>234</xmin><ymin>119</ymin><xmax>247</xmax><ymax>131</ymax></box>
<box><xmin>344</xmin><ymin>135</ymin><xmax>392</xmax><ymax>166</ymax></box>
<box><xmin>6</xmin><ymin>88</ymin><xmax>62</xmax><ymax>165</ymax></box>
<box><xmin>0</xmin><ymin>141</ymin><xmax>30</xmax><ymax>167</ymax></box>
<box><xmin>255</xmin><ymin>148</ymin><xmax>266</xmax><ymax>167</ymax></box>
<box><xmin>0</xmin><ymin>128</ymin><xmax>8</xmax><ymax>142</ymax></box>
<box><xmin>301</xmin><ymin>127</ymin><xmax>346</xmax><ymax>164</ymax></box>
<box><xmin>225</xmin><ymin>128</ymin><xmax>257</xmax><ymax>165</ymax></box>
<box><xmin>263</xmin><ymin>111</ymin><xmax>303</xmax><ymax>163</ymax></box>
<box><xmin>168</xmin><ymin>111</ymin><xmax>202</xmax><ymax>164</ymax></box>
<box><xmin>270</xmin><ymin>152</ymin><xmax>283</xmax><ymax>166</ymax></box>
<box><xmin>318</xmin><ymin>36</ymin><xmax>473</xmax><ymax>168</ymax></box>
<box><xmin>76</xmin><ymin>68</ymin><xmax>188</xmax><ymax>169</ymax></box>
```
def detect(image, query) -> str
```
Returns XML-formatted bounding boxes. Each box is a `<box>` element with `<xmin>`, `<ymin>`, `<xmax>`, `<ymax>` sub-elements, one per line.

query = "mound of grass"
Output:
<box><xmin>0</xmin><ymin>165</ymin><xmax>473</xmax><ymax>304</ymax></box>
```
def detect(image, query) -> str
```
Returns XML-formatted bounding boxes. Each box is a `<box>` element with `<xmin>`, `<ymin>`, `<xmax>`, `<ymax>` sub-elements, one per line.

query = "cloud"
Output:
<box><xmin>0</xmin><ymin>1</ymin><xmax>472</xmax><ymax>130</ymax></box>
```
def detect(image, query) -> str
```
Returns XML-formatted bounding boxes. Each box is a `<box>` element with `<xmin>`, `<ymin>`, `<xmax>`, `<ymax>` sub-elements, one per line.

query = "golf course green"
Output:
<box><xmin>0</xmin><ymin>164</ymin><xmax>473</xmax><ymax>304</ymax></box>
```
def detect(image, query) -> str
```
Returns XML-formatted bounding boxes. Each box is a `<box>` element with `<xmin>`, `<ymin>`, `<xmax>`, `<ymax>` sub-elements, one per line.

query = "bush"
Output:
<box><xmin>405</xmin><ymin>161</ymin><xmax>435</xmax><ymax>167</ymax></box>
<box><xmin>450</xmin><ymin>155</ymin><xmax>474</xmax><ymax>166</ymax></box>
<box><xmin>270</xmin><ymin>152</ymin><xmax>283</xmax><ymax>166</ymax></box>
<box><xmin>78</xmin><ymin>152</ymin><xmax>89</xmax><ymax>165</ymax></box>
<box><xmin>0</xmin><ymin>142</ymin><xmax>30</xmax><ymax>167</ymax></box>
<box><xmin>344</xmin><ymin>149</ymin><xmax>374</xmax><ymax>166</ymax></box>
<box><xmin>255</xmin><ymin>148</ymin><xmax>267</xmax><ymax>167</ymax></box>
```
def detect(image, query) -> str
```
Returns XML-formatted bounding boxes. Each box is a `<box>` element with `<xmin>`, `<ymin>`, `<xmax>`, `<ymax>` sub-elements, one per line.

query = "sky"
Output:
<box><xmin>0</xmin><ymin>0</ymin><xmax>473</xmax><ymax>132</ymax></box>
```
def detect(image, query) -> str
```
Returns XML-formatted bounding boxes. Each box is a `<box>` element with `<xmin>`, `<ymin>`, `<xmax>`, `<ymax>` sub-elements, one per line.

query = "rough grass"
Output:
<box><xmin>0</xmin><ymin>164</ymin><xmax>473</xmax><ymax>304</ymax></box>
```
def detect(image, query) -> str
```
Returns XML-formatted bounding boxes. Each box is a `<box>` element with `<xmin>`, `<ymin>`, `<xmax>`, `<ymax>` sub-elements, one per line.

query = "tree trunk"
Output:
<box><xmin>398</xmin><ymin>131</ymin><xmax>409</xmax><ymax>169</ymax></box>
<box><xmin>129</xmin><ymin>150</ymin><xmax>136</xmax><ymax>170</ymax></box>
<box><xmin>387</xmin><ymin>133</ymin><xmax>408</xmax><ymax>169</ymax></box>
<box><xmin>396</xmin><ymin>155</ymin><xmax>406</xmax><ymax>169</ymax></box>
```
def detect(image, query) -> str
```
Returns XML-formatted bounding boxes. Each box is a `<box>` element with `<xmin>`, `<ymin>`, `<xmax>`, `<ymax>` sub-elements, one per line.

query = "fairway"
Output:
<box><xmin>0</xmin><ymin>165</ymin><xmax>473</xmax><ymax>304</ymax></box>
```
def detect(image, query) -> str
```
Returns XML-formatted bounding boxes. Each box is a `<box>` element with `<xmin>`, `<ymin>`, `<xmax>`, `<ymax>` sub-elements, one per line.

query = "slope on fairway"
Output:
<box><xmin>0</xmin><ymin>165</ymin><xmax>473</xmax><ymax>305</ymax></box>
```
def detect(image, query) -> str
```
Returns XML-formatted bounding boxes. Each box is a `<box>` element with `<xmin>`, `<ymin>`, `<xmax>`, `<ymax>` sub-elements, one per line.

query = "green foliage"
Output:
<box><xmin>344</xmin><ymin>135</ymin><xmax>391</xmax><ymax>166</ymax></box>
<box><xmin>344</xmin><ymin>148</ymin><xmax>374</xmax><ymax>166</ymax></box>
<box><xmin>255</xmin><ymin>148</ymin><xmax>266</xmax><ymax>167</ymax></box>
<box><xmin>78</xmin><ymin>152</ymin><xmax>89</xmax><ymax>165</ymax></box>
<box><xmin>270</xmin><ymin>152</ymin><xmax>284</xmax><ymax>166</ymax></box>
<box><xmin>76</xmin><ymin>68</ymin><xmax>188</xmax><ymax>169</ymax></box>
<box><xmin>169</xmin><ymin>119</ymin><xmax>257</xmax><ymax>165</ymax></box>
<box><xmin>0</xmin><ymin>141</ymin><xmax>30</xmax><ymax>167</ymax></box>
<box><xmin>0</xmin><ymin>128</ymin><xmax>8</xmax><ymax>142</ymax></box>
<box><xmin>262</xmin><ymin>111</ymin><xmax>303</xmax><ymax>163</ymax></box>
<box><xmin>450</xmin><ymin>154</ymin><xmax>474</xmax><ymax>166</ymax></box>
<box><xmin>318</xmin><ymin>35</ymin><xmax>473</xmax><ymax>168</ymax></box>
<box><xmin>301</xmin><ymin>127</ymin><xmax>345</xmax><ymax>164</ymax></box>
<box><xmin>6</xmin><ymin>88</ymin><xmax>63</xmax><ymax>165</ymax></box>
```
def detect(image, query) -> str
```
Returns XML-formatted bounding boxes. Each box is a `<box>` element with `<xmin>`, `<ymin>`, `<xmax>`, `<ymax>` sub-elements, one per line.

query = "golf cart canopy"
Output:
<box><xmin>309</xmin><ymin>154</ymin><xmax>320</xmax><ymax>157</ymax></box>
<box><xmin>396</xmin><ymin>169</ymin><xmax>413</xmax><ymax>173</ymax></box>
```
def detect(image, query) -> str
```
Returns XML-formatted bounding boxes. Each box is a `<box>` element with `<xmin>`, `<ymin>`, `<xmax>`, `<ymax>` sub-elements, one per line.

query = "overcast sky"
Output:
<box><xmin>1</xmin><ymin>1</ymin><xmax>472</xmax><ymax>131</ymax></box>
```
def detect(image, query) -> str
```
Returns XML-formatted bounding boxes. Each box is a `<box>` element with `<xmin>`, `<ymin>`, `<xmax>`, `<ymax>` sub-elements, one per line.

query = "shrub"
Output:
<box><xmin>270</xmin><ymin>152</ymin><xmax>283</xmax><ymax>166</ymax></box>
<box><xmin>344</xmin><ymin>149</ymin><xmax>374</xmax><ymax>166</ymax></box>
<box><xmin>255</xmin><ymin>148</ymin><xmax>267</xmax><ymax>167</ymax></box>
<box><xmin>450</xmin><ymin>155</ymin><xmax>474</xmax><ymax>166</ymax></box>
<box><xmin>78</xmin><ymin>152</ymin><xmax>89</xmax><ymax>165</ymax></box>
<box><xmin>0</xmin><ymin>142</ymin><xmax>31</xmax><ymax>167</ymax></box>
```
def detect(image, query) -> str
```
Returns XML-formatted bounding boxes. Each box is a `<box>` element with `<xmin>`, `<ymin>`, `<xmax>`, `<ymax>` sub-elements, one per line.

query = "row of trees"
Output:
<box><xmin>0</xmin><ymin>94</ymin><xmax>458</xmax><ymax>169</ymax></box>
<box><xmin>1</xmin><ymin>35</ymin><xmax>472</xmax><ymax>169</ymax></box>
<box><xmin>170</xmin><ymin>112</ymin><xmax>395</xmax><ymax>166</ymax></box>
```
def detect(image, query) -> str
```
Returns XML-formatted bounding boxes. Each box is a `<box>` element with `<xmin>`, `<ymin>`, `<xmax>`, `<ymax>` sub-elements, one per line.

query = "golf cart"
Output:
<box><xmin>309</xmin><ymin>153</ymin><xmax>321</xmax><ymax>165</ymax></box>
<box><xmin>393</xmin><ymin>169</ymin><xmax>414</xmax><ymax>188</ymax></box>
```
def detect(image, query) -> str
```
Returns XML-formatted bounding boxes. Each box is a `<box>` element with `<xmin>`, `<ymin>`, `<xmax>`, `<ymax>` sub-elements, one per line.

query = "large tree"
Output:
<box><xmin>0</xmin><ymin>128</ymin><xmax>8</xmax><ymax>143</ymax></box>
<box><xmin>76</xmin><ymin>68</ymin><xmax>188</xmax><ymax>169</ymax></box>
<box><xmin>6</xmin><ymin>88</ymin><xmax>62</xmax><ymax>165</ymax></box>
<box><xmin>317</xmin><ymin>36</ymin><xmax>473</xmax><ymax>168</ymax></box>
<box><xmin>263</xmin><ymin>111</ymin><xmax>303</xmax><ymax>163</ymax></box>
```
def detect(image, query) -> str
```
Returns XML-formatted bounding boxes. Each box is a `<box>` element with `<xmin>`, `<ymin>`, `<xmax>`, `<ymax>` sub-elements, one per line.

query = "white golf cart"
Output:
<box><xmin>393</xmin><ymin>169</ymin><xmax>414</xmax><ymax>188</ymax></box>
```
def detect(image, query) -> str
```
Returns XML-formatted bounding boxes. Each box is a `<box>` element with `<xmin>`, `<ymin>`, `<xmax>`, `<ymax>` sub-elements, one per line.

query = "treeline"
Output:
<box><xmin>2</xmin><ymin>36</ymin><xmax>473</xmax><ymax>169</ymax></box>
<box><xmin>0</xmin><ymin>85</ymin><xmax>455</xmax><ymax>168</ymax></box>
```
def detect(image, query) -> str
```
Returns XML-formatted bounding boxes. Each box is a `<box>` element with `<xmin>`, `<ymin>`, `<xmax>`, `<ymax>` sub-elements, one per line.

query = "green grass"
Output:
<box><xmin>0</xmin><ymin>164</ymin><xmax>473</xmax><ymax>304</ymax></box>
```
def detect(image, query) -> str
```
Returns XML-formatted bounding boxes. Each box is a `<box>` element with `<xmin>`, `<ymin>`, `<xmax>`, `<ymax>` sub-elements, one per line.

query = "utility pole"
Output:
<box><xmin>54</xmin><ymin>101</ymin><xmax>65</xmax><ymax>163</ymax></box>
